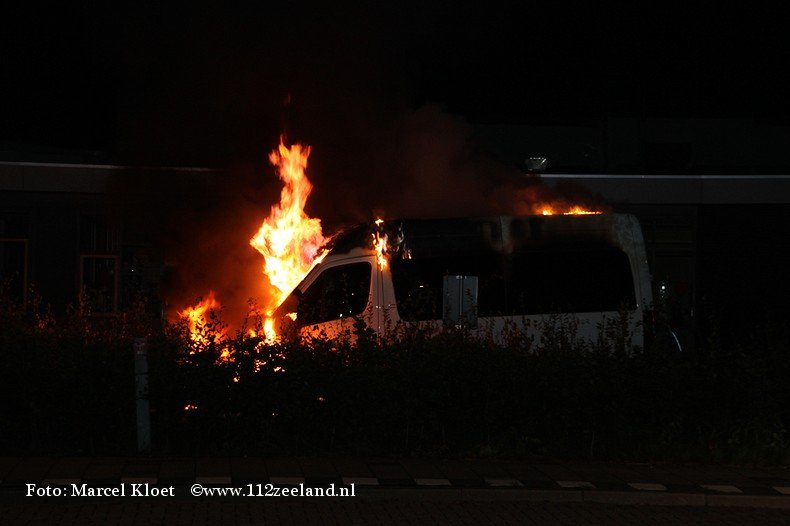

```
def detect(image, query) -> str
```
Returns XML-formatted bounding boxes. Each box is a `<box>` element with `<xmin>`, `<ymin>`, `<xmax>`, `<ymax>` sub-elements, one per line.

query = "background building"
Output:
<box><xmin>3</xmin><ymin>119</ymin><xmax>790</xmax><ymax>349</ymax></box>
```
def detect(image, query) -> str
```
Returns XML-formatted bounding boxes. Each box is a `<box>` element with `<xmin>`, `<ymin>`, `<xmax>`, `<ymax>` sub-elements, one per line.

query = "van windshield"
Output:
<box><xmin>296</xmin><ymin>262</ymin><xmax>372</xmax><ymax>326</ymax></box>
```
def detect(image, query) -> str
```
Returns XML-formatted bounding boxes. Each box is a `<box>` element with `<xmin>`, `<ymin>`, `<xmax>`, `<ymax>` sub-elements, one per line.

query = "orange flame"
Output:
<box><xmin>250</xmin><ymin>139</ymin><xmax>328</xmax><ymax>339</ymax></box>
<box><xmin>513</xmin><ymin>186</ymin><xmax>605</xmax><ymax>216</ymax></box>
<box><xmin>179</xmin><ymin>291</ymin><xmax>223</xmax><ymax>345</ymax></box>
<box><xmin>371</xmin><ymin>218</ymin><xmax>388</xmax><ymax>269</ymax></box>
<box><xmin>538</xmin><ymin>204</ymin><xmax>603</xmax><ymax>216</ymax></box>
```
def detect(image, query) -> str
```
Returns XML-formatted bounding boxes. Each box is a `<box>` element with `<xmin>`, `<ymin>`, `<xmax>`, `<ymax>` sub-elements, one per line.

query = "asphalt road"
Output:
<box><xmin>2</xmin><ymin>500</ymin><xmax>790</xmax><ymax>525</ymax></box>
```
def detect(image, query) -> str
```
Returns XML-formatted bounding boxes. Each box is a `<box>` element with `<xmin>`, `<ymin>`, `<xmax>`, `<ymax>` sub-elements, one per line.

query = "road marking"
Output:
<box><xmin>701</xmin><ymin>484</ymin><xmax>742</xmax><ymax>493</ymax></box>
<box><xmin>120</xmin><ymin>477</ymin><xmax>157</xmax><ymax>485</ymax></box>
<box><xmin>415</xmin><ymin>478</ymin><xmax>451</xmax><ymax>486</ymax></box>
<box><xmin>557</xmin><ymin>480</ymin><xmax>596</xmax><ymax>489</ymax></box>
<box><xmin>484</xmin><ymin>478</ymin><xmax>524</xmax><ymax>487</ymax></box>
<box><xmin>42</xmin><ymin>479</ymin><xmax>80</xmax><ymax>486</ymax></box>
<box><xmin>342</xmin><ymin>477</ymin><xmax>379</xmax><ymax>486</ymax></box>
<box><xmin>628</xmin><ymin>482</ymin><xmax>667</xmax><ymax>491</ymax></box>
<box><xmin>268</xmin><ymin>476</ymin><xmax>305</xmax><ymax>485</ymax></box>
<box><xmin>196</xmin><ymin>476</ymin><xmax>232</xmax><ymax>485</ymax></box>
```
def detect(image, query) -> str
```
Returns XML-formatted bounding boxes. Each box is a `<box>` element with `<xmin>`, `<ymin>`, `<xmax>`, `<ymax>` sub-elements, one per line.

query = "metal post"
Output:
<box><xmin>134</xmin><ymin>337</ymin><xmax>151</xmax><ymax>453</ymax></box>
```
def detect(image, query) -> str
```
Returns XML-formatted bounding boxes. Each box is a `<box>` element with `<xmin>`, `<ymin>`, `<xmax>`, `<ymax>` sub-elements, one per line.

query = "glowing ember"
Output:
<box><xmin>179</xmin><ymin>291</ymin><xmax>223</xmax><ymax>345</ymax></box>
<box><xmin>250</xmin><ymin>139</ymin><xmax>329</xmax><ymax>339</ymax></box>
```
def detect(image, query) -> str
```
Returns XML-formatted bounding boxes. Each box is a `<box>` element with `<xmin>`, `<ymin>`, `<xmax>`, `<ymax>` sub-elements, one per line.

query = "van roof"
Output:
<box><xmin>326</xmin><ymin>213</ymin><xmax>637</xmax><ymax>259</ymax></box>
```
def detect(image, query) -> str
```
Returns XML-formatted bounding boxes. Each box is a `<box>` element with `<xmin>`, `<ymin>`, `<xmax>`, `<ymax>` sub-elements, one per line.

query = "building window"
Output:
<box><xmin>80</xmin><ymin>215</ymin><xmax>119</xmax><ymax>252</ymax></box>
<box><xmin>0</xmin><ymin>238</ymin><xmax>28</xmax><ymax>305</ymax></box>
<box><xmin>297</xmin><ymin>262</ymin><xmax>371</xmax><ymax>326</ymax></box>
<box><xmin>80</xmin><ymin>254</ymin><xmax>119</xmax><ymax>314</ymax></box>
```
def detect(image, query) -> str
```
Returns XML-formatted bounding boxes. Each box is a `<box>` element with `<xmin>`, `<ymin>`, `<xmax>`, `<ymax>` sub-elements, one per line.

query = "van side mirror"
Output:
<box><xmin>274</xmin><ymin>292</ymin><xmax>300</xmax><ymax>329</ymax></box>
<box><xmin>443</xmin><ymin>275</ymin><xmax>478</xmax><ymax>329</ymax></box>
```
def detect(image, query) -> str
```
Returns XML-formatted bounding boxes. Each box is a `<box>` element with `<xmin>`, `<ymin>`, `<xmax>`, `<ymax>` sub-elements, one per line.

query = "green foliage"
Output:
<box><xmin>2</xmin><ymin>289</ymin><xmax>789</xmax><ymax>464</ymax></box>
<box><xmin>0</xmin><ymin>289</ymin><xmax>146</xmax><ymax>454</ymax></box>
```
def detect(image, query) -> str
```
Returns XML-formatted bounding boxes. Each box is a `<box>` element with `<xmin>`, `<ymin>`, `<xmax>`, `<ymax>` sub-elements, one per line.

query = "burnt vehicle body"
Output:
<box><xmin>273</xmin><ymin>214</ymin><xmax>653</xmax><ymax>346</ymax></box>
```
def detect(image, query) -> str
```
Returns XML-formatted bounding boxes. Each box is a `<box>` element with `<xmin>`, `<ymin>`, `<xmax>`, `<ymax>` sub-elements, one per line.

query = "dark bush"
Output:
<box><xmin>1</xmin><ymin>291</ymin><xmax>789</xmax><ymax>463</ymax></box>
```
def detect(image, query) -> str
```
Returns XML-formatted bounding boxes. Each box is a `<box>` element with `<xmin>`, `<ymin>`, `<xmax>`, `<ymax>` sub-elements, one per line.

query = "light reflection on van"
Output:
<box><xmin>272</xmin><ymin>214</ymin><xmax>653</xmax><ymax>347</ymax></box>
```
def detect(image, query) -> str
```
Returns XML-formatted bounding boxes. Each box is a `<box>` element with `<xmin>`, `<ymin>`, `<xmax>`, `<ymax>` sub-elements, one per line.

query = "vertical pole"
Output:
<box><xmin>690</xmin><ymin>205</ymin><xmax>699</xmax><ymax>352</ymax></box>
<box><xmin>134</xmin><ymin>337</ymin><xmax>151</xmax><ymax>453</ymax></box>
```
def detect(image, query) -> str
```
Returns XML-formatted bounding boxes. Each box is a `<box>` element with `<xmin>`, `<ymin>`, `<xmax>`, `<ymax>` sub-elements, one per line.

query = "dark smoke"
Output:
<box><xmin>100</xmin><ymin>6</ymin><xmax>605</xmax><ymax>326</ymax></box>
<box><xmin>298</xmin><ymin>103</ymin><xmax>607</xmax><ymax>223</ymax></box>
<box><xmin>108</xmin><ymin>102</ymin><xmax>606</xmax><ymax>327</ymax></box>
<box><xmin>129</xmin><ymin>103</ymin><xmax>604</xmax><ymax>326</ymax></box>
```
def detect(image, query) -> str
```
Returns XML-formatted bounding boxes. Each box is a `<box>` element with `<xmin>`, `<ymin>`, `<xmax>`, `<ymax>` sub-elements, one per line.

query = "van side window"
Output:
<box><xmin>390</xmin><ymin>254</ymin><xmax>507</xmax><ymax>321</ymax></box>
<box><xmin>297</xmin><ymin>262</ymin><xmax>371</xmax><ymax>326</ymax></box>
<box><xmin>509</xmin><ymin>245</ymin><xmax>636</xmax><ymax>314</ymax></box>
<box><xmin>390</xmin><ymin>241</ymin><xmax>636</xmax><ymax>319</ymax></box>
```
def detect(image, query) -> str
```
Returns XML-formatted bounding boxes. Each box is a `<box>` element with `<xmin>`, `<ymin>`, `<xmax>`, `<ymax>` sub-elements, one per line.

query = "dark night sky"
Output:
<box><xmin>2</xmin><ymin>3</ymin><xmax>788</xmax><ymax>166</ymax></box>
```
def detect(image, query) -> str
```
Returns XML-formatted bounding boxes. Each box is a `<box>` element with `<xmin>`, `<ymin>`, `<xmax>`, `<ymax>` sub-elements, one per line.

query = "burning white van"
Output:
<box><xmin>272</xmin><ymin>214</ymin><xmax>653</xmax><ymax>346</ymax></box>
